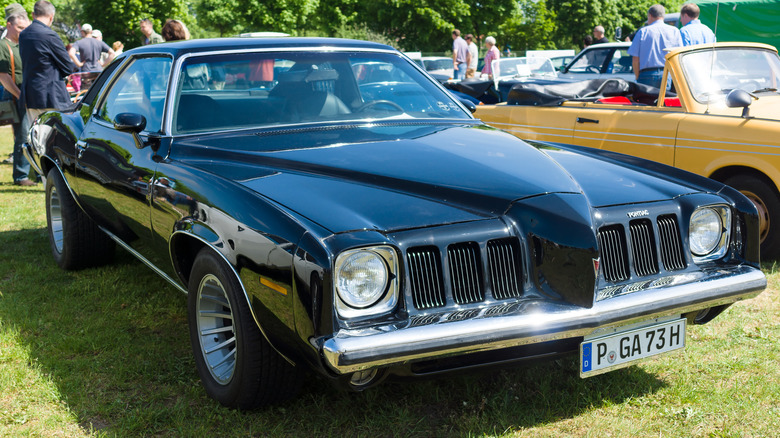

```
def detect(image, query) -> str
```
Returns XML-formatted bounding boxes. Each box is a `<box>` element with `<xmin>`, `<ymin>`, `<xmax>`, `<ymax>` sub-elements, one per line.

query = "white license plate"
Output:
<box><xmin>580</xmin><ymin>318</ymin><xmax>686</xmax><ymax>377</ymax></box>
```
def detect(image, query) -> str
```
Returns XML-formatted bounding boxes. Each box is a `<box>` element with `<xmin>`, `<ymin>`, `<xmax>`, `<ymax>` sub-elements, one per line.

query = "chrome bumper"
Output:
<box><xmin>321</xmin><ymin>265</ymin><xmax>765</xmax><ymax>374</ymax></box>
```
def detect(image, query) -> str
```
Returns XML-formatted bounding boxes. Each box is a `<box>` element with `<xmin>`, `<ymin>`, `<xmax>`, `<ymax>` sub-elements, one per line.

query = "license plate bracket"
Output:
<box><xmin>580</xmin><ymin>317</ymin><xmax>686</xmax><ymax>377</ymax></box>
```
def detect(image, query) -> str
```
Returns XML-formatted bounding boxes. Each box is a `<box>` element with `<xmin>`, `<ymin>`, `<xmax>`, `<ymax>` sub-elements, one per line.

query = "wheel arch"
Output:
<box><xmin>709</xmin><ymin>165</ymin><xmax>780</xmax><ymax>195</ymax></box>
<box><xmin>169</xmin><ymin>230</ymin><xmax>297</xmax><ymax>366</ymax></box>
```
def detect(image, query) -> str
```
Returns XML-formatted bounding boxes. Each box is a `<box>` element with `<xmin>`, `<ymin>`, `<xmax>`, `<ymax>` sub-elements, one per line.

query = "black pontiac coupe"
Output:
<box><xmin>25</xmin><ymin>38</ymin><xmax>766</xmax><ymax>409</ymax></box>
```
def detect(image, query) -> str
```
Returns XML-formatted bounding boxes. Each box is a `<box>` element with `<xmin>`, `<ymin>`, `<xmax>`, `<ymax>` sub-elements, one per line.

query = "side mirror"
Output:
<box><xmin>114</xmin><ymin>112</ymin><xmax>147</xmax><ymax>132</ymax></box>
<box><xmin>615</xmin><ymin>27</ymin><xmax>622</xmax><ymax>42</ymax></box>
<box><xmin>725</xmin><ymin>89</ymin><xmax>754</xmax><ymax>118</ymax></box>
<box><xmin>459</xmin><ymin>98</ymin><xmax>477</xmax><ymax>113</ymax></box>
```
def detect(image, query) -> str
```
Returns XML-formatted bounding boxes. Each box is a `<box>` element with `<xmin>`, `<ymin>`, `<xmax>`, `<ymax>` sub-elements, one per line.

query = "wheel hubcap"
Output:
<box><xmin>196</xmin><ymin>274</ymin><xmax>236</xmax><ymax>385</ymax></box>
<box><xmin>741</xmin><ymin>190</ymin><xmax>770</xmax><ymax>243</ymax></box>
<box><xmin>48</xmin><ymin>186</ymin><xmax>64</xmax><ymax>253</ymax></box>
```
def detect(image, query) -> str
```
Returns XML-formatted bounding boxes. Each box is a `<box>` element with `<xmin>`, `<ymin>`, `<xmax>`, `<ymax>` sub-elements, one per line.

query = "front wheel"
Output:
<box><xmin>187</xmin><ymin>248</ymin><xmax>301</xmax><ymax>409</ymax></box>
<box><xmin>45</xmin><ymin>168</ymin><xmax>114</xmax><ymax>270</ymax></box>
<box><xmin>724</xmin><ymin>174</ymin><xmax>780</xmax><ymax>259</ymax></box>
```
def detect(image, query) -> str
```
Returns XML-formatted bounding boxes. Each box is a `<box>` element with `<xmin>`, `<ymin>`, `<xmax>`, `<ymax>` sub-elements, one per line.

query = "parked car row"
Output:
<box><xmin>24</xmin><ymin>38</ymin><xmax>766</xmax><ymax>410</ymax></box>
<box><xmin>477</xmin><ymin>42</ymin><xmax>780</xmax><ymax>258</ymax></box>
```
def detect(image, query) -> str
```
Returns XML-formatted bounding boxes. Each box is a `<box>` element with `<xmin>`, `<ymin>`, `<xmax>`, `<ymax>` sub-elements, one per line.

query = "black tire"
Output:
<box><xmin>45</xmin><ymin>168</ymin><xmax>115</xmax><ymax>270</ymax></box>
<box><xmin>187</xmin><ymin>248</ymin><xmax>302</xmax><ymax>409</ymax></box>
<box><xmin>724</xmin><ymin>174</ymin><xmax>780</xmax><ymax>259</ymax></box>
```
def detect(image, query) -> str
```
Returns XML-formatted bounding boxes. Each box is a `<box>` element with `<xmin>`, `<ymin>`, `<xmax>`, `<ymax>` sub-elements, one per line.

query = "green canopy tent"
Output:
<box><xmin>695</xmin><ymin>0</ymin><xmax>780</xmax><ymax>49</ymax></box>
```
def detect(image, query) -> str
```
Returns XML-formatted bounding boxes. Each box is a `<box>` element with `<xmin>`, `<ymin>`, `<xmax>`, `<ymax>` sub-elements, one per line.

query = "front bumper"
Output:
<box><xmin>321</xmin><ymin>265</ymin><xmax>765</xmax><ymax>374</ymax></box>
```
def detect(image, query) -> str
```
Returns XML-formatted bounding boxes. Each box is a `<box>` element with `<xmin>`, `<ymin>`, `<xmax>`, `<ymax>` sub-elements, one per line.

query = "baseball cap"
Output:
<box><xmin>81</xmin><ymin>23</ymin><xmax>92</xmax><ymax>32</ymax></box>
<box><xmin>4</xmin><ymin>3</ymin><xmax>25</xmax><ymax>21</ymax></box>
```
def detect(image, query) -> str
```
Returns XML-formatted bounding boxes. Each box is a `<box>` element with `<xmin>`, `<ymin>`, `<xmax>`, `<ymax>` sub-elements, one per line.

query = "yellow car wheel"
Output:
<box><xmin>724</xmin><ymin>175</ymin><xmax>780</xmax><ymax>259</ymax></box>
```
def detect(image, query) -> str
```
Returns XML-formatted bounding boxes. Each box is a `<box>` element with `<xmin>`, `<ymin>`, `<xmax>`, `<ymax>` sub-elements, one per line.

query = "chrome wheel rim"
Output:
<box><xmin>48</xmin><ymin>185</ymin><xmax>64</xmax><ymax>253</ymax></box>
<box><xmin>196</xmin><ymin>274</ymin><xmax>237</xmax><ymax>385</ymax></box>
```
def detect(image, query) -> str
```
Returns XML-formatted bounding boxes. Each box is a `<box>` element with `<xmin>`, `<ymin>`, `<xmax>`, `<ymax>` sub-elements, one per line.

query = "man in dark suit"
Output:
<box><xmin>19</xmin><ymin>0</ymin><xmax>72</xmax><ymax>124</ymax></box>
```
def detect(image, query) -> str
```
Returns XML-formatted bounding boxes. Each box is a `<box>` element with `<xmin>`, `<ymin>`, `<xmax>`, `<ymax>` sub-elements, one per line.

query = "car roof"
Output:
<box><xmin>119</xmin><ymin>37</ymin><xmax>396</xmax><ymax>59</ymax></box>
<box><xmin>584</xmin><ymin>42</ymin><xmax>630</xmax><ymax>50</ymax></box>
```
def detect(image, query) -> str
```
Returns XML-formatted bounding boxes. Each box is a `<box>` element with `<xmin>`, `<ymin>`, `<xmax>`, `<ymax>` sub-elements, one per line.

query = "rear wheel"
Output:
<box><xmin>724</xmin><ymin>174</ymin><xmax>780</xmax><ymax>259</ymax></box>
<box><xmin>187</xmin><ymin>248</ymin><xmax>301</xmax><ymax>409</ymax></box>
<box><xmin>45</xmin><ymin>168</ymin><xmax>114</xmax><ymax>270</ymax></box>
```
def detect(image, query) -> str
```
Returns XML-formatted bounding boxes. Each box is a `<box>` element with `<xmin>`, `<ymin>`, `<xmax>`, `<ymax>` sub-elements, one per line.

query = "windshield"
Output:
<box><xmin>493</xmin><ymin>57</ymin><xmax>557</xmax><ymax>79</ymax></box>
<box><xmin>681</xmin><ymin>47</ymin><xmax>780</xmax><ymax>103</ymax></box>
<box><xmin>423</xmin><ymin>58</ymin><xmax>452</xmax><ymax>71</ymax></box>
<box><xmin>173</xmin><ymin>51</ymin><xmax>470</xmax><ymax>134</ymax></box>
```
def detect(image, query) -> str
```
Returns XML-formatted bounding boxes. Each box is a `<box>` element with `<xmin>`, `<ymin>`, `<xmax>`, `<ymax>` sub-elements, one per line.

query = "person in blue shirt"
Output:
<box><xmin>680</xmin><ymin>3</ymin><xmax>716</xmax><ymax>46</ymax></box>
<box><xmin>628</xmin><ymin>4</ymin><xmax>682</xmax><ymax>88</ymax></box>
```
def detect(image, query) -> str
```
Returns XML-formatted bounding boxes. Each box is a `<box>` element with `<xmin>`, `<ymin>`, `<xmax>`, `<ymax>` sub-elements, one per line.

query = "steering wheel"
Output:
<box><xmin>586</xmin><ymin>66</ymin><xmax>601</xmax><ymax>74</ymax></box>
<box><xmin>356</xmin><ymin>100</ymin><xmax>405</xmax><ymax>113</ymax></box>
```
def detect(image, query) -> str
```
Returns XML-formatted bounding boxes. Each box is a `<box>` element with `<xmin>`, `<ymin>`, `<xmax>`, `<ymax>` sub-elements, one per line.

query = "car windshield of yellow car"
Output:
<box><xmin>172</xmin><ymin>51</ymin><xmax>471</xmax><ymax>134</ymax></box>
<box><xmin>682</xmin><ymin>48</ymin><xmax>780</xmax><ymax>104</ymax></box>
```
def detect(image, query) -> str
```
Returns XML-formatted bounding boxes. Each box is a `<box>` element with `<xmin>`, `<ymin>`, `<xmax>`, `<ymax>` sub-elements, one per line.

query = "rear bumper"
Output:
<box><xmin>321</xmin><ymin>265</ymin><xmax>765</xmax><ymax>374</ymax></box>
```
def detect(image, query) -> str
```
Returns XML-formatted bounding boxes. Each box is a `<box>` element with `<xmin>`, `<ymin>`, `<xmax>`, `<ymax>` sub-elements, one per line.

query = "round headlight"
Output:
<box><xmin>690</xmin><ymin>208</ymin><xmax>723</xmax><ymax>256</ymax></box>
<box><xmin>336</xmin><ymin>250</ymin><xmax>389</xmax><ymax>309</ymax></box>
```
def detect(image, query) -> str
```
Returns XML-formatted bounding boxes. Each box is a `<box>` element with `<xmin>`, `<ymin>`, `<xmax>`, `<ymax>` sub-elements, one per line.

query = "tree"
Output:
<box><xmin>78</xmin><ymin>0</ymin><xmax>189</xmax><ymax>48</ymax></box>
<box><xmin>547</xmin><ymin>0</ymin><xmax>621</xmax><ymax>49</ymax></box>
<box><xmin>498</xmin><ymin>0</ymin><xmax>558</xmax><ymax>54</ymax></box>
<box><xmin>194</xmin><ymin>0</ymin><xmax>243</xmax><ymax>37</ymax></box>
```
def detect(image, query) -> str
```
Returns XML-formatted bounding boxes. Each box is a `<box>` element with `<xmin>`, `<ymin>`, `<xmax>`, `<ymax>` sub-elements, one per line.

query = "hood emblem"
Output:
<box><xmin>627</xmin><ymin>209</ymin><xmax>650</xmax><ymax>218</ymax></box>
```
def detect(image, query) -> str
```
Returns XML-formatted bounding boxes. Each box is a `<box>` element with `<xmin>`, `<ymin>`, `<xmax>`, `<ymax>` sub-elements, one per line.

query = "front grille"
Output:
<box><xmin>448</xmin><ymin>242</ymin><xmax>484</xmax><ymax>304</ymax></box>
<box><xmin>630</xmin><ymin>219</ymin><xmax>659</xmax><ymax>276</ymax></box>
<box><xmin>598</xmin><ymin>225</ymin><xmax>630</xmax><ymax>282</ymax></box>
<box><xmin>657</xmin><ymin>215</ymin><xmax>686</xmax><ymax>271</ymax></box>
<box><xmin>407</xmin><ymin>238</ymin><xmax>524</xmax><ymax>310</ymax></box>
<box><xmin>487</xmin><ymin>238</ymin><xmax>523</xmax><ymax>299</ymax></box>
<box><xmin>407</xmin><ymin>246</ymin><xmax>446</xmax><ymax>309</ymax></box>
<box><xmin>598</xmin><ymin>214</ymin><xmax>688</xmax><ymax>283</ymax></box>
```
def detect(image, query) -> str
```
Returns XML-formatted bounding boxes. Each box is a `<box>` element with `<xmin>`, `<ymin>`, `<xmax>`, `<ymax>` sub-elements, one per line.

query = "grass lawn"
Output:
<box><xmin>0</xmin><ymin>125</ymin><xmax>778</xmax><ymax>437</ymax></box>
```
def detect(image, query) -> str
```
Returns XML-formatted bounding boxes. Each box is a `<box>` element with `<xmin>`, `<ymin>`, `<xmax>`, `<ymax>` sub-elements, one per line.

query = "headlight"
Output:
<box><xmin>689</xmin><ymin>206</ymin><xmax>731</xmax><ymax>261</ymax></box>
<box><xmin>335</xmin><ymin>246</ymin><xmax>398</xmax><ymax>318</ymax></box>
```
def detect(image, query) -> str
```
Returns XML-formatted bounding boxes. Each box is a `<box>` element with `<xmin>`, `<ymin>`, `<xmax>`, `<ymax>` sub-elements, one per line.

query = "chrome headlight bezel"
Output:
<box><xmin>334</xmin><ymin>246</ymin><xmax>399</xmax><ymax>319</ymax></box>
<box><xmin>690</xmin><ymin>205</ymin><xmax>731</xmax><ymax>262</ymax></box>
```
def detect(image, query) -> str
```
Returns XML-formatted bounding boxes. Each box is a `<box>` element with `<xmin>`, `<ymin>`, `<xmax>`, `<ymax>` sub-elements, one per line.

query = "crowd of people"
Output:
<box><xmin>3</xmin><ymin>1</ymin><xmax>190</xmax><ymax>186</ymax></box>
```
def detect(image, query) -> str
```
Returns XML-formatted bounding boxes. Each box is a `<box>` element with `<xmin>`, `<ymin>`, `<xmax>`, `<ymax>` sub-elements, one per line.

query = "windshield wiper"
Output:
<box><xmin>752</xmin><ymin>87</ymin><xmax>778</xmax><ymax>94</ymax></box>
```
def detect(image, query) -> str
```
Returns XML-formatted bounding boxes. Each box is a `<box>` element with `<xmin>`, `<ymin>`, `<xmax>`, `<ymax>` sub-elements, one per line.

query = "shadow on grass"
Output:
<box><xmin>0</xmin><ymin>227</ymin><xmax>668</xmax><ymax>436</ymax></box>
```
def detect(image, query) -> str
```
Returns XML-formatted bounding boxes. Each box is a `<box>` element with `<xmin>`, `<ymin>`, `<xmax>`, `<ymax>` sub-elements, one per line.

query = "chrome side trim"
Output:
<box><xmin>21</xmin><ymin>142</ymin><xmax>43</xmax><ymax>176</ymax></box>
<box><xmin>99</xmin><ymin>226</ymin><xmax>188</xmax><ymax>294</ymax></box>
<box><xmin>321</xmin><ymin>265</ymin><xmax>765</xmax><ymax>374</ymax></box>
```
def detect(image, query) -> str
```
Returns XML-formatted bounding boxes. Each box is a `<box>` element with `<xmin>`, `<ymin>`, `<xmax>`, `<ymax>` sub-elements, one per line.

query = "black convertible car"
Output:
<box><xmin>25</xmin><ymin>38</ymin><xmax>766</xmax><ymax>409</ymax></box>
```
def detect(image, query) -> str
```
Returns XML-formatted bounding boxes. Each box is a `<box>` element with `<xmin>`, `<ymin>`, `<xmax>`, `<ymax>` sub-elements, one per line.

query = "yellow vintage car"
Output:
<box><xmin>477</xmin><ymin>42</ymin><xmax>780</xmax><ymax>258</ymax></box>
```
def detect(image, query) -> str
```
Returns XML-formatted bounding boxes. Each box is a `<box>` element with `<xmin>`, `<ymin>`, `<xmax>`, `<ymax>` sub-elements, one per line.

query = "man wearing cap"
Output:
<box><xmin>68</xmin><ymin>23</ymin><xmax>114</xmax><ymax>72</ymax></box>
<box><xmin>0</xmin><ymin>3</ymin><xmax>33</xmax><ymax>185</ymax></box>
<box><xmin>19</xmin><ymin>0</ymin><xmax>73</xmax><ymax>125</ymax></box>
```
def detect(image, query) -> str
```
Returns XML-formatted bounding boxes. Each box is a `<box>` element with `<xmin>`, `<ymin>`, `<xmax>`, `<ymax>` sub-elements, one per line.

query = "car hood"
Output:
<box><xmin>177</xmin><ymin>123</ymin><xmax>700</xmax><ymax>233</ymax></box>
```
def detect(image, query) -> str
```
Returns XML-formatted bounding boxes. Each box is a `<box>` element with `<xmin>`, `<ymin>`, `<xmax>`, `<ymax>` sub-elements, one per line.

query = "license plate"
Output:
<box><xmin>580</xmin><ymin>317</ymin><xmax>686</xmax><ymax>377</ymax></box>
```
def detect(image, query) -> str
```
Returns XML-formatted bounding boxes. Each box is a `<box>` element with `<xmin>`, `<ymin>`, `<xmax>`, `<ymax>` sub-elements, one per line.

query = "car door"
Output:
<box><xmin>571</xmin><ymin>106</ymin><xmax>685</xmax><ymax>166</ymax></box>
<box><xmin>73</xmin><ymin>55</ymin><xmax>172</xmax><ymax>256</ymax></box>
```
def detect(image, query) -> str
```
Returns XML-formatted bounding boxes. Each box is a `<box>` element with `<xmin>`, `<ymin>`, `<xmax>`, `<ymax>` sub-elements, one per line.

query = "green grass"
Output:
<box><xmin>1</xmin><ymin>125</ymin><xmax>779</xmax><ymax>437</ymax></box>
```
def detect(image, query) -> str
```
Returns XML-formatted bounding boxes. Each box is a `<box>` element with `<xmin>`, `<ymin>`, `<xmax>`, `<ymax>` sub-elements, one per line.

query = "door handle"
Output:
<box><xmin>76</xmin><ymin>140</ymin><xmax>88</xmax><ymax>159</ymax></box>
<box><xmin>576</xmin><ymin>117</ymin><xmax>599</xmax><ymax>124</ymax></box>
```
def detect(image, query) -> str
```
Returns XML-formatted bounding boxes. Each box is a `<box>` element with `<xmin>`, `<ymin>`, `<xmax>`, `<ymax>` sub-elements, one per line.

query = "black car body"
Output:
<box><xmin>24</xmin><ymin>38</ymin><xmax>766</xmax><ymax>409</ymax></box>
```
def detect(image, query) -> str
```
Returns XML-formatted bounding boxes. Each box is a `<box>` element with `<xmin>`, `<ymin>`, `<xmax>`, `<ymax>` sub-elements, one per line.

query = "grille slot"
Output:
<box><xmin>407</xmin><ymin>247</ymin><xmax>446</xmax><ymax>309</ymax></box>
<box><xmin>630</xmin><ymin>219</ymin><xmax>659</xmax><ymax>277</ymax></box>
<box><xmin>657</xmin><ymin>215</ymin><xmax>686</xmax><ymax>271</ymax></box>
<box><xmin>487</xmin><ymin>238</ymin><xmax>523</xmax><ymax>299</ymax></box>
<box><xmin>447</xmin><ymin>242</ymin><xmax>484</xmax><ymax>304</ymax></box>
<box><xmin>598</xmin><ymin>224</ymin><xmax>630</xmax><ymax>282</ymax></box>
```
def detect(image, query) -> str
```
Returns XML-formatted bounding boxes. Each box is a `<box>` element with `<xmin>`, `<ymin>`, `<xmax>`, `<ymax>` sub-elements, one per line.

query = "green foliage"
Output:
<box><xmin>498</xmin><ymin>0</ymin><xmax>558</xmax><ymax>54</ymax></box>
<box><xmin>330</xmin><ymin>23</ymin><xmax>401</xmax><ymax>49</ymax></box>
<box><xmin>77</xmin><ymin>0</ymin><xmax>189</xmax><ymax>49</ymax></box>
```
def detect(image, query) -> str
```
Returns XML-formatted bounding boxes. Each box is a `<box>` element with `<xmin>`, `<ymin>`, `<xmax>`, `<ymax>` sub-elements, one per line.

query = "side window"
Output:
<box><xmin>97</xmin><ymin>56</ymin><xmax>172</xmax><ymax>133</ymax></box>
<box><xmin>568</xmin><ymin>48</ymin><xmax>608</xmax><ymax>73</ymax></box>
<box><xmin>609</xmin><ymin>49</ymin><xmax>633</xmax><ymax>74</ymax></box>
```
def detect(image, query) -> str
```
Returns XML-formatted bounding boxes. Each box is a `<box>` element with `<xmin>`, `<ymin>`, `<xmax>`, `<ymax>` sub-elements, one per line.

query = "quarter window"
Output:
<box><xmin>97</xmin><ymin>56</ymin><xmax>171</xmax><ymax>133</ymax></box>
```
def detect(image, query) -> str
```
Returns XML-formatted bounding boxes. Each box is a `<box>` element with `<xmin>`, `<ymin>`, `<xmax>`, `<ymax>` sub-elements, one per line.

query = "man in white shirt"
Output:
<box><xmin>465</xmin><ymin>34</ymin><xmax>478</xmax><ymax>79</ymax></box>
